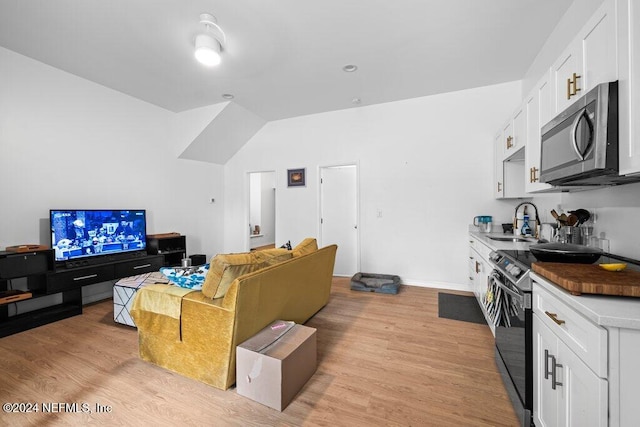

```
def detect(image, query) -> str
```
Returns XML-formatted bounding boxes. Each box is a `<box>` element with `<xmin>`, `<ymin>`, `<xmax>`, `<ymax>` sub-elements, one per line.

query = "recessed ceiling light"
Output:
<box><xmin>222</xmin><ymin>93</ymin><xmax>234</xmax><ymax>100</ymax></box>
<box><xmin>342</xmin><ymin>64</ymin><xmax>358</xmax><ymax>72</ymax></box>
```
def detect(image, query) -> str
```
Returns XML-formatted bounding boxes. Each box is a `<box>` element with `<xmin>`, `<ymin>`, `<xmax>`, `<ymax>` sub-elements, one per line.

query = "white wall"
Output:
<box><xmin>0</xmin><ymin>46</ymin><xmax>224</xmax><ymax>259</ymax></box>
<box><xmin>224</xmin><ymin>82</ymin><xmax>523</xmax><ymax>290</ymax></box>
<box><xmin>0</xmin><ymin>47</ymin><xmax>224</xmax><ymax>305</ymax></box>
<box><xmin>559</xmin><ymin>183</ymin><xmax>640</xmax><ymax>259</ymax></box>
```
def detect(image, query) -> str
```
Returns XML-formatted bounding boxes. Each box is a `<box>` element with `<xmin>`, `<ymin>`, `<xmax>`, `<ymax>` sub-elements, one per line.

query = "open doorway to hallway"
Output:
<box><xmin>248</xmin><ymin>171</ymin><xmax>276</xmax><ymax>251</ymax></box>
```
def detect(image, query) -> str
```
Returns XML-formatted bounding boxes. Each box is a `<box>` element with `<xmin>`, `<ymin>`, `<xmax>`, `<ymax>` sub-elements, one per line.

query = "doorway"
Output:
<box><xmin>320</xmin><ymin>164</ymin><xmax>359</xmax><ymax>276</ymax></box>
<box><xmin>248</xmin><ymin>171</ymin><xmax>276</xmax><ymax>251</ymax></box>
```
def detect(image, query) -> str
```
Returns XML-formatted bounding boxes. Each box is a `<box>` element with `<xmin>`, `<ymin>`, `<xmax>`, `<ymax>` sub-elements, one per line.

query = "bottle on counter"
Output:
<box><xmin>521</xmin><ymin>215</ymin><xmax>532</xmax><ymax>237</ymax></box>
<box><xmin>514</xmin><ymin>210</ymin><xmax>525</xmax><ymax>236</ymax></box>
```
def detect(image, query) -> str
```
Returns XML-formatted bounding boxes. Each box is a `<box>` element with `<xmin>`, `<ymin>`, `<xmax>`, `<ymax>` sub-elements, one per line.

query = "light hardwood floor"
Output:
<box><xmin>0</xmin><ymin>278</ymin><xmax>518</xmax><ymax>426</ymax></box>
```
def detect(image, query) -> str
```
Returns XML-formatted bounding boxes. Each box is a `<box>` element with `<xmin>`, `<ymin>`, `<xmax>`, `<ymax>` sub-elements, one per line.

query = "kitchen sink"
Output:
<box><xmin>488</xmin><ymin>237</ymin><xmax>531</xmax><ymax>242</ymax></box>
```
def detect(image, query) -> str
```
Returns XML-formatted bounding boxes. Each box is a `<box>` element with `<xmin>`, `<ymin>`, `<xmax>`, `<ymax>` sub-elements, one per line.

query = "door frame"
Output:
<box><xmin>318</xmin><ymin>162</ymin><xmax>360</xmax><ymax>275</ymax></box>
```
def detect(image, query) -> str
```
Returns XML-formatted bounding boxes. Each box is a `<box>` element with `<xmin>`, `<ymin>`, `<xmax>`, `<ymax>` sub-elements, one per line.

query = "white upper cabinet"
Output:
<box><xmin>510</xmin><ymin>107</ymin><xmax>526</xmax><ymax>159</ymax></box>
<box><xmin>552</xmin><ymin>0</ymin><xmax>617</xmax><ymax>115</ymax></box>
<box><xmin>495</xmin><ymin>105</ymin><xmax>527</xmax><ymax>199</ymax></box>
<box><xmin>617</xmin><ymin>0</ymin><xmax>640</xmax><ymax>176</ymax></box>
<box><xmin>494</xmin><ymin>132</ymin><xmax>504</xmax><ymax>198</ymax></box>
<box><xmin>525</xmin><ymin>72</ymin><xmax>553</xmax><ymax>193</ymax></box>
<box><xmin>500</xmin><ymin>120</ymin><xmax>514</xmax><ymax>160</ymax></box>
<box><xmin>499</xmin><ymin>107</ymin><xmax>525</xmax><ymax>161</ymax></box>
<box><xmin>552</xmin><ymin>42</ymin><xmax>583</xmax><ymax>114</ymax></box>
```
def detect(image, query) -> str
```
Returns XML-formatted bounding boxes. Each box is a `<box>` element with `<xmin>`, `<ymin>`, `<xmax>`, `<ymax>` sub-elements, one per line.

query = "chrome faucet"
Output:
<box><xmin>514</xmin><ymin>202</ymin><xmax>540</xmax><ymax>238</ymax></box>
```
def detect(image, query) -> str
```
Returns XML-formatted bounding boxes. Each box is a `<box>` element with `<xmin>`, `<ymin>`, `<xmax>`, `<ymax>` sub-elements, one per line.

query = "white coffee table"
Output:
<box><xmin>113</xmin><ymin>271</ymin><xmax>169</xmax><ymax>327</ymax></box>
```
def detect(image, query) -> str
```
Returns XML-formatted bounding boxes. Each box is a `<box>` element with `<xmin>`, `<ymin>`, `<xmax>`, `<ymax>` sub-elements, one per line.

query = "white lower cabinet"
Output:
<box><xmin>532</xmin><ymin>273</ymin><xmax>640</xmax><ymax>426</ymax></box>
<box><xmin>533</xmin><ymin>314</ymin><xmax>608</xmax><ymax>427</ymax></box>
<box><xmin>468</xmin><ymin>234</ymin><xmax>494</xmax><ymax>335</ymax></box>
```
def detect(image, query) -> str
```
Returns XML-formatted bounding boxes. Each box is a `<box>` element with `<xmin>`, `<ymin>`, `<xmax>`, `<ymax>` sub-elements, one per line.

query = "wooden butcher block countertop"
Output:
<box><xmin>532</xmin><ymin>262</ymin><xmax>640</xmax><ymax>297</ymax></box>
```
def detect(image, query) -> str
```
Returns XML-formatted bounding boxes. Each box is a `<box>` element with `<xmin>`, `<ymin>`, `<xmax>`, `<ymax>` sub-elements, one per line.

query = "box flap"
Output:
<box><xmin>238</xmin><ymin>320</ymin><xmax>295</xmax><ymax>353</ymax></box>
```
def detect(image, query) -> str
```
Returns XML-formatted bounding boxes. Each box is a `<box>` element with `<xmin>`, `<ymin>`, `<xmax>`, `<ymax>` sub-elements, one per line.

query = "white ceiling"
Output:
<box><xmin>0</xmin><ymin>0</ymin><xmax>572</xmax><ymax>122</ymax></box>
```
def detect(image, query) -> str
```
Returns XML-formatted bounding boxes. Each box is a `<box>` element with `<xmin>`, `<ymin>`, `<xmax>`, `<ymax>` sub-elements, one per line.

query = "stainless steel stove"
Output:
<box><xmin>488</xmin><ymin>249</ymin><xmax>533</xmax><ymax>427</ymax></box>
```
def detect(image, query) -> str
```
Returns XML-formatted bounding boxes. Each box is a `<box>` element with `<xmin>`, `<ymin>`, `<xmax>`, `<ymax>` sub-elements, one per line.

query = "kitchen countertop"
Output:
<box><xmin>469</xmin><ymin>230</ymin><xmax>538</xmax><ymax>251</ymax></box>
<box><xmin>531</xmin><ymin>271</ymin><xmax>640</xmax><ymax>330</ymax></box>
<box><xmin>470</xmin><ymin>229</ymin><xmax>640</xmax><ymax>330</ymax></box>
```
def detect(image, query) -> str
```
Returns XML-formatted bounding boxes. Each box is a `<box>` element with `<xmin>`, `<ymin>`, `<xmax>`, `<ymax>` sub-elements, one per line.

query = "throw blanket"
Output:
<box><xmin>130</xmin><ymin>284</ymin><xmax>196</xmax><ymax>341</ymax></box>
<box><xmin>160</xmin><ymin>264</ymin><xmax>209</xmax><ymax>290</ymax></box>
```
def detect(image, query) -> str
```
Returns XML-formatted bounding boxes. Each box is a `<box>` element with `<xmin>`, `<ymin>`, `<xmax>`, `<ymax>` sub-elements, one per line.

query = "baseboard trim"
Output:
<box><xmin>399</xmin><ymin>278</ymin><xmax>472</xmax><ymax>293</ymax></box>
<box><xmin>336</xmin><ymin>274</ymin><xmax>471</xmax><ymax>293</ymax></box>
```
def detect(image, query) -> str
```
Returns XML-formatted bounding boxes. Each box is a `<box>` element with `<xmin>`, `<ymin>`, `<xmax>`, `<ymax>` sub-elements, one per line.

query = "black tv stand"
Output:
<box><xmin>1</xmin><ymin>250</ymin><xmax>163</xmax><ymax>338</ymax></box>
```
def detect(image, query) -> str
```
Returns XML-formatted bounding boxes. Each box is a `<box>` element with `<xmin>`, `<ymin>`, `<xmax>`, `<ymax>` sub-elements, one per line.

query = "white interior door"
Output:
<box><xmin>320</xmin><ymin>165</ymin><xmax>358</xmax><ymax>276</ymax></box>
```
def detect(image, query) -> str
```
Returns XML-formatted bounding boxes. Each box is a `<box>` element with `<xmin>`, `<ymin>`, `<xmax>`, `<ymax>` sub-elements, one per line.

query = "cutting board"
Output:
<box><xmin>532</xmin><ymin>262</ymin><xmax>640</xmax><ymax>297</ymax></box>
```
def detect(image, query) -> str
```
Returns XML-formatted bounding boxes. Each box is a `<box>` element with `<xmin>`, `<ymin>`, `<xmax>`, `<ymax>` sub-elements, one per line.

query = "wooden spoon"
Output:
<box><xmin>567</xmin><ymin>214</ymin><xmax>579</xmax><ymax>226</ymax></box>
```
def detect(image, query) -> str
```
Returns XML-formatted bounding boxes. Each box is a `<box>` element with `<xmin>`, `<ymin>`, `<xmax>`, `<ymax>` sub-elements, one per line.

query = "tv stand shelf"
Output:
<box><xmin>0</xmin><ymin>250</ymin><xmax>163</xmax><ymax>338</ymax></box>
<box><xmin>147</xmin><ymin>234</ymin><xmax>186</xmax><ymax>267</ymax></box>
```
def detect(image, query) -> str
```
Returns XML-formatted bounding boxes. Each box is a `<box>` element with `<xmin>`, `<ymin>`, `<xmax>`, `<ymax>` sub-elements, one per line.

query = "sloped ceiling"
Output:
<box><xmin>179</xmin><ymin>102</ymin><xmax>266</xmax><ymax>165</ymax></box>
<box><xmin>0</xmin><ymin>0</ymin><xmax>573</xmax><ymax>163</ymax></box>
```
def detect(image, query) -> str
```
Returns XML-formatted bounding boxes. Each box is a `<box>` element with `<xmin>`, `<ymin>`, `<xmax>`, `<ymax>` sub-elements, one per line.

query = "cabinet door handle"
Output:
<box><xmin>572</xmin><ymin>72</ymin><xmax>581</xmax><ymax>96</ymax></box>
<box><xmin>532</xmin><ymin>167</ymin><xmax>539</xmax><ymax>182</ymax></box>
<box><xmin>551</xmin><ymin>355</ymin><xmax>563</xmax><ymax>390</ymax></box>
<box><xmin>133</xmin><ymin>263</ymin><xmax>152</xmax><ymax>270</ymax></box>
<box><xmin>545</xmin><ymin>311</ymin><xmax>566</xmax><ymax>326</ymax></box>
<box><xmin>475</xmin><ymin>261</ymin><xmax>481</xmax><ymax>274</ymax></box>
<box><xmin>567</xmin><ymin>77</ymin><xmax>572</xmax><ymax>100</ymax></box>
<box><xmin>73</xmin><ymin>274</ymin><xmax>98</xmax><ymax>281</ymax></box>
<box><xmin>544</xmin><ymin>349</ymin><xmax>553</xmax><ymax>380</ymax></box>
<box><xmin>506</xmin><ymin>136</ymin><xmax>513</xmax><ymax>149</ymax></box>
<box><xmin>497</xmin><ymin>182</ymin><xmax>502</xmax><ymax>193</ymax></box>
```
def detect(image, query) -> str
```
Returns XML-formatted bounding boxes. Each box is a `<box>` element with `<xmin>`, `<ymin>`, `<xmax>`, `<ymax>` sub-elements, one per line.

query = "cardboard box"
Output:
<box><xmin>236</xmin><ymin>320</ymin><xmax>317</xmax><ymax>411</ymax></box>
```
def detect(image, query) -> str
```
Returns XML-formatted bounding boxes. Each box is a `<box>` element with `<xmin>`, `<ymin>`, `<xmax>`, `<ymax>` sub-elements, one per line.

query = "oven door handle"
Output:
<box><xmin>492</xmin><ymin>275</ymin><xmax>524</xmax><ymax>306</ymax></box>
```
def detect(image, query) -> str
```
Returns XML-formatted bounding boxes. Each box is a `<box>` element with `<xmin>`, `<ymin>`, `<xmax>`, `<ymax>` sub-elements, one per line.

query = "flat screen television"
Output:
<box><xmin>50</xmin><ymin>209</ymin><xmax>147</xmax><ymax>263</ymax></box>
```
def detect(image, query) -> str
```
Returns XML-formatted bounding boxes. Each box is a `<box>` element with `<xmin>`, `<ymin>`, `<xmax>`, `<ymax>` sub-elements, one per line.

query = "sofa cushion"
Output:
<box><xmin>292</xmin><ymin>238</ymin><xmax>318</xmax><ymax>257</ymax></box>
<box><xmin>254</xmin><ymin>248</ymin><xmax>293</xmax><ymax>266</ymax></box>
<box><xmin>202</xmin><ymin>253</ymin><xmax>265</xmax><ymax>299</ymax></box>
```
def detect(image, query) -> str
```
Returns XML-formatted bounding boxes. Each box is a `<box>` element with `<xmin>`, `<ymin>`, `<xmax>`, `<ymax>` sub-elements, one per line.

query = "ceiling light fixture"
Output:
<box><xmin>195</xmin><ymin>13</ymin><xmax>226</xmax><ymax>67</ymax></box>
<box><xmin>342</xmin><ymin>64</ymin><xmax>358</xmax><ymax>72</ymax></box>
<box><xmin>222</xmin><ymin>93</ymin><xmax>234</xmax><ymax>100</ymax></box>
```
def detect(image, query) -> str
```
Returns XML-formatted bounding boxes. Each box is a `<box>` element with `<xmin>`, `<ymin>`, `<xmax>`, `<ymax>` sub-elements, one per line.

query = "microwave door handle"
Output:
<box><xmin>571</xmin><ymin>108</ymin><xmax>594</xmax><ymax>161</ymax></box>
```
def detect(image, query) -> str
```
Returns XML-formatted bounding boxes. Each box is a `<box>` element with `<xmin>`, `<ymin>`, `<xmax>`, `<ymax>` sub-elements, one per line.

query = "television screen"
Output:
<box><xmin>50</xmin><ymin>209</ymin><xmax>147</xmax><ymax>262</ymax></box>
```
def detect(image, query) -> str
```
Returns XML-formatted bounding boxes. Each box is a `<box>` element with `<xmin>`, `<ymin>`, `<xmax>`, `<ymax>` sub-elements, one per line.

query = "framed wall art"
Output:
<box><xmin>287</xmin><ymin>168</ymin><xmax>306</xmax><ymax>187</ymax></box>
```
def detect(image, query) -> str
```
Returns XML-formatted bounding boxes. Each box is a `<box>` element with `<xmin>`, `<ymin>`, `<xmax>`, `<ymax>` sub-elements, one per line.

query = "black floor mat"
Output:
<box><xmin>438</xmin><ymin>292</ymin><xmax>486</xmax><ymax>325</ymax></box>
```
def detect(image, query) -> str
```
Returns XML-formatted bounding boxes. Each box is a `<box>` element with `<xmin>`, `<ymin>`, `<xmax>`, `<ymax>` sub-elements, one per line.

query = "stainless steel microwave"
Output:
<box><xmin>540</xmin><ymin>81</ymin><xmax>620</xmax><ymax>186</ymax></box>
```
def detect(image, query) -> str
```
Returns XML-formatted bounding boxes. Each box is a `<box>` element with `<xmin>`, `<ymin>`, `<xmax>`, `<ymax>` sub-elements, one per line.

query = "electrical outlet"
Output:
<box><xmin>376</xmin><ymin>209</ymin><xmax>383</xmax><ymax>218</ymax></box>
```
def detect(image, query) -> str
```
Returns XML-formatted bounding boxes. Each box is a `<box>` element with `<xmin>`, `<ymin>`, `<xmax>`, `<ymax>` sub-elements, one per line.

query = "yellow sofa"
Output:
<box><xmin>130</xmin><ymin>241</ymin><xmax>337</xmax><ymax>390</ymax></box>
